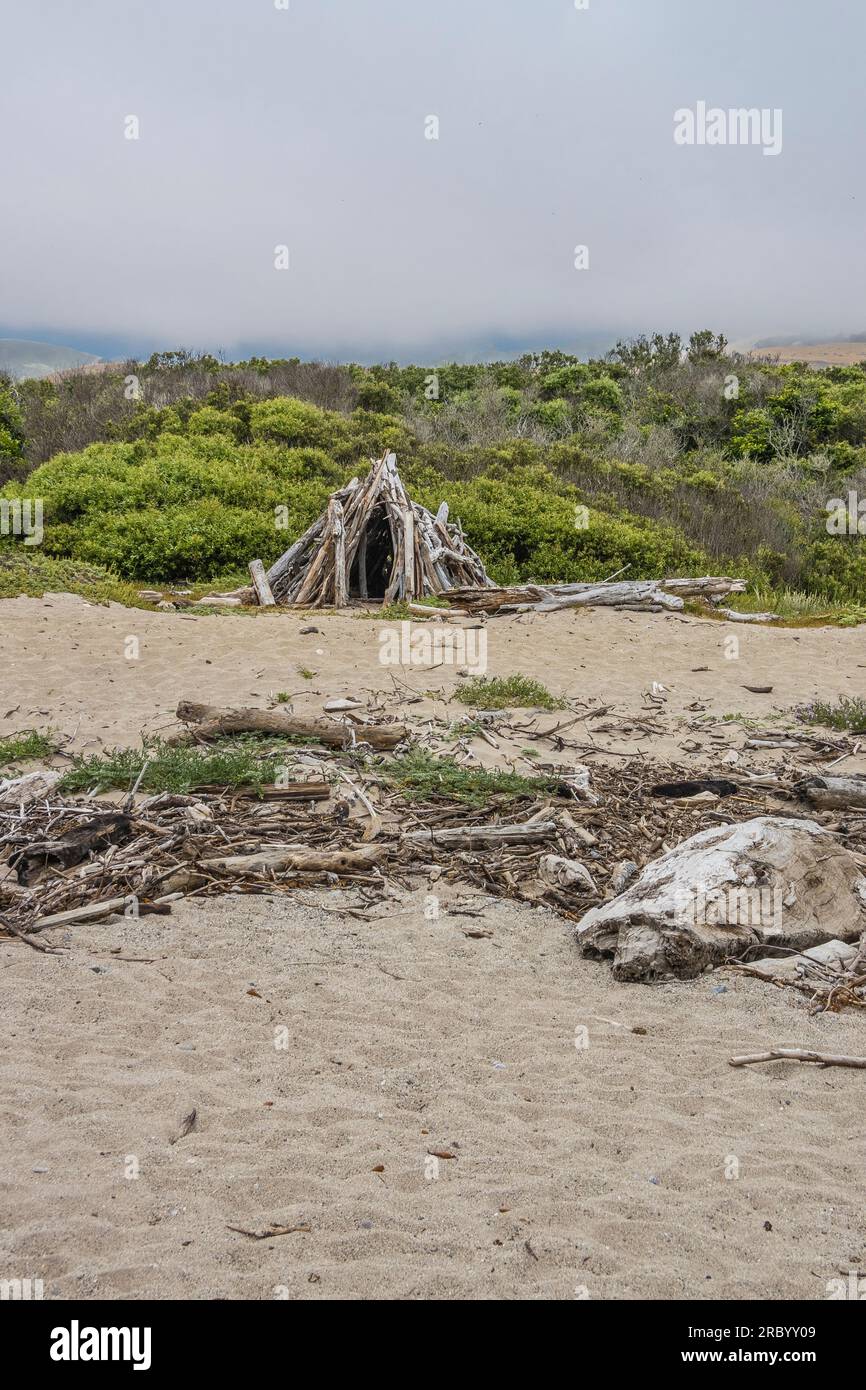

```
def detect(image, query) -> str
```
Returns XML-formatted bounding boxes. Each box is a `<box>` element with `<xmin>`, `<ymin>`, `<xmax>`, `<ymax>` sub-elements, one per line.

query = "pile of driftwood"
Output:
<box><xmin>731</xmin><ymin>936</ymin><xmax>866</xmax><ymax>1015</ymax></box>
<box><xmin>242</xmin><ymin>451</ymin><xmax>492</xmax><ymax>609</ymax></box>
<box><xmin>3</xmin><ymin>696</ymin><xmax>865</xmax><ymax>999</ymax></box>
<box><xmin>440</xmin><ymin>576</ymin><xmax>749</xmax><ymax>616</ymax></box>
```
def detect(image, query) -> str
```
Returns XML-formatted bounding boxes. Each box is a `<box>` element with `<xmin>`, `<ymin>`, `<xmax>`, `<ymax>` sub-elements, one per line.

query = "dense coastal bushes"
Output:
<box><xmin>1</xmin><ymin>336</ymin><xmax>864</xmax><ymax>598</ymax></box>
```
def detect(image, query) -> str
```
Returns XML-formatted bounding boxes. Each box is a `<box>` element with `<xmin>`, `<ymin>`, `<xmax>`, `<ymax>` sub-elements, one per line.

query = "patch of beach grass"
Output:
<box><xmin>795</xmin><ymin>696</ymin><xmax>866</xmax><ymax>732</ymax></box>
<box><xmin>0</xmin><ymin>552</ymin><xmax>143</xmax><ymax>607</ymax></box>
<box><xmin>452</xmin><ymin>674</ymin><xmax>567</xmax><ymax>711</ymax></box>
<box><xmin>58</xmin><ymin>735</ymin><xmax>313</xmax><ymax>796</ymax></box>
<box><xmin>381</xmin><ymin>745</ymin><xmax>554</xmax><ymax>807</ymax></box>
<box><xmin>0</xmin><ymin>729</ymin><xmax>55</xmax><ymax>768</ymax></box>
<box><xmin>361</xmin><ymin>597</ymin><xmax>447</xmax><ymax>621</ymax></box>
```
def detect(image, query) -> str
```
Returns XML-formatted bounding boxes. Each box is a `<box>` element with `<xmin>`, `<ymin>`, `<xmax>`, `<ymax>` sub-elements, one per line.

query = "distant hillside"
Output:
<box><xmin>751</xmin><ymin>334</ymin><xmax>866</xmax><ymax>368</ymax></box>
<box><xmin>751</xmin><ymin>342</ymin><xmax>866</xmax><ymax>368</ymax></box>
<box><xmin>0</xmin><ymin>339</ymin><xmax>100</xmax><ymax>381</ymax></box>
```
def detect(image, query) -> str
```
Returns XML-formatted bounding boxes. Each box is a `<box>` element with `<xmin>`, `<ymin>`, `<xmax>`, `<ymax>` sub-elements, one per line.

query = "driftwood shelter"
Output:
<box><xmin>247</xmin><ymin>450</ymin><xmax>492</xmax><ymax>609</ymax></box>
<box><xmin>225</xmin><ymin>447</ymin><xmax>752</xmax><ymax>617</ymax></box>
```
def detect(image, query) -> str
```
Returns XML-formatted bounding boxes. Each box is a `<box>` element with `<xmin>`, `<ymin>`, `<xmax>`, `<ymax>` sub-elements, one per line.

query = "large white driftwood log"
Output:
<box><xmin>574</xmin><ymin>816</ymin><xmax>866</xmax><ymax>983</ymax></box>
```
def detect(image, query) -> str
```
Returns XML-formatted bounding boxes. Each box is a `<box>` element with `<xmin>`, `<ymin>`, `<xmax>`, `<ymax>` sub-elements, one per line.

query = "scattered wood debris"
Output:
<box><xmin>3</xmin><ymin>696</ymin><xmax>866</xmax><ymax>1016</ymax></box>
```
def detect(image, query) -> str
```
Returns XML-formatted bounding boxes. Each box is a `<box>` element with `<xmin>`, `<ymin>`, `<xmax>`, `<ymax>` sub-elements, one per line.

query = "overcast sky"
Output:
<box><xmin>2</xmin><ymin>0</ymin><xmax>863</xmax><ymax>362</ymax></box>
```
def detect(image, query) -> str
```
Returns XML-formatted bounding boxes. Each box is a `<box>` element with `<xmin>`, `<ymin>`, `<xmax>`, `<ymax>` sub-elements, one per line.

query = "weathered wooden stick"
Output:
<box><xmin>23</xmin><ymin>897</ymin><xmax>132</xmax><ymax>933</ymax></box>
<box><xmin>202</xmin><ymin>843</ymin><xmax>385</xmax><ymax>875</ymax></box>
<box><xmin>176</xmin><ymin>701</ymin><xmax>406</xmax><ymax>750</ymax></box>
<box><xmin>715</xmin><ymin>608</ymin><xmax>777</xmax><ymax>623</ymax></box>
<box><xmin>402</xmin><ymin>821</ymin><xmax>558</xmax><ymax>849</ymax></box>
<box><xmin>403</xmin><ymin>507</ymin><xmax>415</xmax><ymax>599</ymax></box>
<box><xmin>729</xmin><ymin>1048</ymin><xmax>866</xmax><ymax>1070</ymax></box>
<box><xmin>406</xmin><ymin>601</ymin><xmax>468</xmax><ymax>618</ymax></box>
<box><xmin>333</xmin><ymin>499</ymin><xmax>348</xmax><ymax>608</ymax></box>
<box><xmin>356</xmin><ymin>530</ymin><xmax>368</xmax><ymax>599</ymax></box>
<box><xmin>190</xmin><ymin>781</ymin><xmax>331</xmax><ymax>800</ymax></box>
<box><xmin>248</xmin><ymin>559</ymin><xmax>276</xmax><ymax>607</ymax></box>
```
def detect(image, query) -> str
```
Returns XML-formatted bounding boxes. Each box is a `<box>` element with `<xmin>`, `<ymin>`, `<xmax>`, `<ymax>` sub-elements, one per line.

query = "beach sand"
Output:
<box><xmin>1</xmin><ymin>597</ymin><xmax>865</xmax><ymax>1300</ymax></box>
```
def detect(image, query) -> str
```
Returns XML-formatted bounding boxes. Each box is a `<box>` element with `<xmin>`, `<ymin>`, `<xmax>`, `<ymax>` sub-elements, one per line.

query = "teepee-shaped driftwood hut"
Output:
<box><xmin>249</xmin><ymin>451</ymin><xmax>493</xmax><ymax>608</ymax></box>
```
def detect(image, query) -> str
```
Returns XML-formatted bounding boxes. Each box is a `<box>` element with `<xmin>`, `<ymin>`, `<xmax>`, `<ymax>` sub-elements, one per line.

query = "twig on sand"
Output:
<box><xmin>729</xmin><ymin>1048</ymin><xmax>866</xmax><ymax>1070</ymax></box>
<box><xmin>226</xmin><ymin>1223</ymin><xmax>312</xmax><ymax>1240</ymax></box>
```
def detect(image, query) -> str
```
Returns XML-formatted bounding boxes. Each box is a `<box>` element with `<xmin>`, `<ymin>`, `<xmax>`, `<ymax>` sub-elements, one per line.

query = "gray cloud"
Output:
<box><xmin>2</xmin><ymin>0</ymin><xmax>863</xmax><ymax>360</ymax></box>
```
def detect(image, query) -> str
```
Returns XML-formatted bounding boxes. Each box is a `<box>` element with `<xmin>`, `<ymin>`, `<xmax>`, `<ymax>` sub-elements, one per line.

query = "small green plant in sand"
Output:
<box><xmin>381</xmin><ymin>746</ymin><xmax>554</xmax><ymax>807</ymax></box>
<box><xmin>274</xmin><ymin>691</ymin><xmax>291</xmax><ymax>703</ymax></box>
<box><xmin>452</xmin><ymin>674</ymin><xmax>567</xmax><ymax>711</ymax></box>
<box><xmin>58</xmin><ymin>735</ymin><xmax>311</xmax><ymax>796</ymax></box>
<box><xmin>297</xmin><ymin>667</ymin><xmax>316</xmax><ymax>680</ymax></box>
<box><xmin>795</xmin><ymin>696</ymin><xmax>866</xmax><ymax>732</ymax></box>
<box><xmin>0</xmin><ymin>729</ymin><xmax>55</xmax><ymax>768</ymax></box>
<box><xmin>362</xmin><ymin>597</ymin><xmax>446</xmax><ymax>621</ymax></box>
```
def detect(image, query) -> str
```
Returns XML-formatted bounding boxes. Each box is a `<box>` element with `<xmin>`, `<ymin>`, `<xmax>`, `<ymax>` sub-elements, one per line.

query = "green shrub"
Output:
<box><xmin>250</xmin><ymin>397</ymin><xmax>347</xmax><ymax>449</ymax></box>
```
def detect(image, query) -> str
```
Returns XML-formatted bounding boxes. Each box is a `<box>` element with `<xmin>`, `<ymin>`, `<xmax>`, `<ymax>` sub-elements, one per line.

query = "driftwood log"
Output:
<box><xmin>402</xmin><ymin>821</ymin><xmax>558</xmax><ymax>850</ymax></box>
<box><xmin>11</xmin><ymin>813</ymin><xmax>133</xmax><ymax>885</ymax></box>
<box><xmin>176</xmin><ymin>701</ymin><xmax>407</xmax><ymax>751</ymax></box>
<box><xmin>248</xmin><ymin>559</ymin><xmax>276</xmax><ymax>607</ymax></box>
<box><xmin>795</xmin><ymin>774</ymin><xmax>866</xmax><ymax>810</ymax></box>
<box><xmin>0</xmin><ymin>769</ymin><xmax>63</xmax><ymax>807</ymax></box>
<box><xmin>190</xmin><ymin>781</ymin><xmax>331</xmax><ymax>801</ymax></box>
<box><xmin>201</xmin><ymin>843</ymin><xmax>385</xmax><ymax>876</ymax></box>
<box><xmin>442</xmin><ymin>576</ymin><xmax>748</xmax><ymax>616</ymax></box>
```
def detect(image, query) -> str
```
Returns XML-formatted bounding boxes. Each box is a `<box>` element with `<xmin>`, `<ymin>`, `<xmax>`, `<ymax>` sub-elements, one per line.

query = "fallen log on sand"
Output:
<box><xmin>442</xmin><ymin>576</ymin><xmax>748</xmax><ymax>616</ymax></box>
<box><xmin>191</xmin><ymin>781</ymin><xmax>331</xmax><ymax>801</ymax></box>
<box><xmin>574</xmin><ymin>816</ymin><xmax>866</xmax><ymax>982</ymax></box>
<box><xmin>176</xmin><ymin>701</ymin><xmax>407</xmax><ymax>751</ymax></box>
<box><xmin>714</xmin><ymin>607</ymin><xmax>777</xmax><ymax>624</ymax></box>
